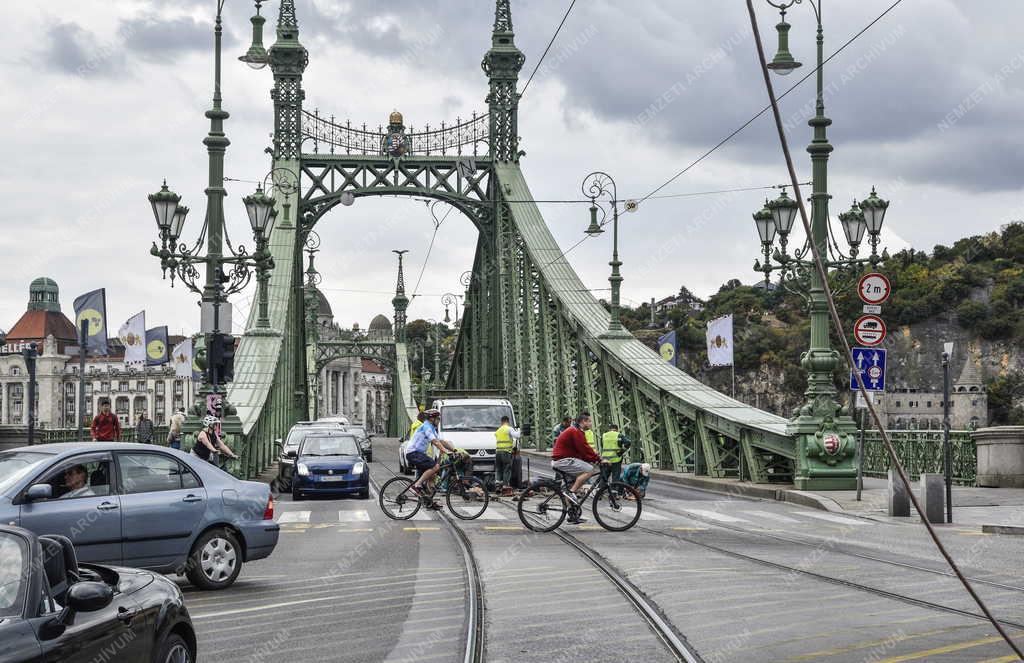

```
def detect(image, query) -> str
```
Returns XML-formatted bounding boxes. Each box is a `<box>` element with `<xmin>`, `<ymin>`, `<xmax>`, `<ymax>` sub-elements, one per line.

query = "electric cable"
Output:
<box><xmin>642</xmin><ymin>0</ymin><xmax>906</xmax><ymax>203</ymax></box>
<box><xmin>744</xmin><ymin>3</ymin><xmax>1023</xmax><ymax>659</ymax></box>
<box><xmin>519</xmin><ymin>0</ymin><xmax>578</xmax><ymax>99</ymax></box>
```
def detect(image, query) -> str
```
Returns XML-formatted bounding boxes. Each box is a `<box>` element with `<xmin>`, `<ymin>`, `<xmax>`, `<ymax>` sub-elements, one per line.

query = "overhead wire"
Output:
<box><xmin>641</xmin><ymin>0</ymin><xmax>907</xmax><ymax>203</ymax></box>
<box><xmin>409</xmin><ymin>203</ymin><xmax>453</xmax><ymax>306</ymax></box>
<box><xmin>519</xmin><ymin>0</ymin><xmax>578</xmax><ymax>99</ymax></box>
<box><xmin>744</xmin><ymin>3</ymin><xmax>1023</xmax><ymax>660</ymax></box>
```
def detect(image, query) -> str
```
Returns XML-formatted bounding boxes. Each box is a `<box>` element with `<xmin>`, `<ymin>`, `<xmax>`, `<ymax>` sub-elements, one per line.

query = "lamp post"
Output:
<box><xmin>442</xmin><ymin>293</ymin><xmax>462</xmax><ymax>324</ymax></box>
<box><xmin>425</xmin><ymin>318</ymin><xmax>442</xmax><ymax>385</ymax></box>
<box><xmin>753</xmin><ymin>0</ymin><xmax>891</xmax><ymax>490</ymax></box>
<box><xmin>147</xmin><ymin>0</ymin><xmax>279</xmax><ymax>407</ymax></box>
<box><xmin>581</xmin><ymin>171</ymin><xmax>631</xmax><ymax>339</ymax></box>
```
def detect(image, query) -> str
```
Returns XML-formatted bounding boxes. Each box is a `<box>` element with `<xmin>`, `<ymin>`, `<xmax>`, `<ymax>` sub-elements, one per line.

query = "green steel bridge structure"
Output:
<box><xmin>226</xmin><ymin>0</ymin><xmax>800</xmax><ymax>484</ymax></box>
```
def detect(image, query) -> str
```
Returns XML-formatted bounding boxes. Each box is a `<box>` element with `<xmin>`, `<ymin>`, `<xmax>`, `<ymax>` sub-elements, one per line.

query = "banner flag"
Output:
<box><xmin>171</xmin><ymin>338</ymin><xmax>194</xmax><ymax>379</ymax></box>
<box><xmin>146</xmin><ymin>326</ymin><xmax>170</xmax><ymax>366</ymax></box>
<box><xmin>118</xmin><ymin>311</ymin><xmax>147</xmax><ymax>369</ymax></box>
<box><xmin>657</xmin><ymin>330</ymin><xmax>677</xmax><ymax>366</ymax></box>
<box><xmin>73</xmin><ymin>289</ymin><xmax>108</xmax><ymax>356</ymax></box>
<box><xmin>706</xmin><ymin>314</ymin><xmax>734</xmax><ymax>367</ymax></box>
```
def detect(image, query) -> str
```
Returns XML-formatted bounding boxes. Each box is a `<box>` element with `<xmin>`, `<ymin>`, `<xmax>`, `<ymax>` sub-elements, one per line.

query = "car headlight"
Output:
<box><xmin>351</xmin><ymin>462</ymin><xmax>365</xmax><ymax>475</ymax></box>
<box><xmin>297</xmin><ymin>463</ymin><xmax>309</xmax><ymax>477</ymax></box>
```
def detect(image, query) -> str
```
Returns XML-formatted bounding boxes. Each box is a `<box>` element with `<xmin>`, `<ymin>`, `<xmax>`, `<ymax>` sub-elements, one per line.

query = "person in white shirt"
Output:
<box><xmin>61</xmin><ymin>465</ymin><xmax>95</xmax><ymax>499</ymax></box>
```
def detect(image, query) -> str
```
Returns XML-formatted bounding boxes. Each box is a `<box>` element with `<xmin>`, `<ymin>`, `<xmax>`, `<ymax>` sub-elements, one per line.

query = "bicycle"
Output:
<box><xmin>379</xmin><ymin>452</ymin><xmax>490</xmax><ymax>521</ymax></box>
<box><xmin>517</xmin><ymin>466</ymin><xmax>642</xmax><ymax>532</ymax></box>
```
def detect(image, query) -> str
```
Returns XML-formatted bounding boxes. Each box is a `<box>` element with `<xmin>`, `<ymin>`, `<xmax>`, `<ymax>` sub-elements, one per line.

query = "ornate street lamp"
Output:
<box><xmin>581</xmin><ymin>171</ymin><xmax>631</xmax><ymax>339</ymax></box>
<box><xmin>239</xmin><ymin>1</ymin><xmax>269</xmax><ymax>69</ymax></box>
<box><xmin>751</xmin><ymin>0</ymin><xmax>892</xmax><ymax>490</ymax></box>
<box><xmin>442</xmin><ymin>292</ymin><xmax>462</xmax><ymax>324</ymax></box>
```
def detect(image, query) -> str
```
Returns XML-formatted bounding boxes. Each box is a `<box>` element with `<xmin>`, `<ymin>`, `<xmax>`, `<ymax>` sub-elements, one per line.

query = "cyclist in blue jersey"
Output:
<box><xmin>406</xmin><ymin>409</ymin><xmax>460</xmax><ymax>504</ymax></box>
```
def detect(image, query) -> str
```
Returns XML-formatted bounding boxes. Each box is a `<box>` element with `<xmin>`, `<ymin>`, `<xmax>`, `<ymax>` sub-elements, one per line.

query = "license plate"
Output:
<box><xmin>320</xmin><ymin>475</ymin><xmax>347</xmax><ymax>482</ymax></box>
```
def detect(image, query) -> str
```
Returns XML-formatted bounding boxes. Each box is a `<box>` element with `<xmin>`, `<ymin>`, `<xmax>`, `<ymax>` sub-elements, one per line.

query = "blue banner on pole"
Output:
<box><xmin>850</xmin><ymin>346</ymin><xmax>886</xmax><ymax>391</ymax></box>
<box><xmin>658</xmin><ymin>330</ymin><xmax>677</xmax><ymax>366</ymax></box>
<box><xmin>73</xmin><ymin>289</ymin><xmax>108</xmax><ymax>356</ymax></box>
<box><xmin>146</xmin><ymin>326</ymin><xmax>170</xmax><ymax>366</ymax></box>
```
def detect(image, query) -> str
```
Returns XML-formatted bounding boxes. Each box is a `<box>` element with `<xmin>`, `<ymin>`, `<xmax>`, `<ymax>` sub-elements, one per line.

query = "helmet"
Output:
<box><xmin>424</xmin><ymin>408</ymin><xmax>441</xmax><ymax>419</ymax></box>
<box><xmin>202</xmin><ymin>415</ymin><xmax>220</xmax><ymax>428</ymax></box>
<box><xmin>640</xmin><ymin>463</ymin><xmax>651</xmax><ymax>477</ymax></box>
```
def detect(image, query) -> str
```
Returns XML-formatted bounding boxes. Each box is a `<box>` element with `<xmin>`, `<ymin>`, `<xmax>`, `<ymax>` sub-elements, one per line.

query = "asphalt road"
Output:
<box><xmin>181</xmin><ymin>439</ymin><xmax>1024</xmax><ymax>663</ymax></box>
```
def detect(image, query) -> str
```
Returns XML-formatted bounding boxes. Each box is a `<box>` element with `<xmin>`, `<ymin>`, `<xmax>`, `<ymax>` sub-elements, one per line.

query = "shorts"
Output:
<box><xmin>406</xmin><ymin>451</ymin><xmax>438</xmax><ymax>474</ymax></box>
<box><xmin>551</xmin><ymin>457</ymin><xmax>595</xmax><ymax>477</ymax></box>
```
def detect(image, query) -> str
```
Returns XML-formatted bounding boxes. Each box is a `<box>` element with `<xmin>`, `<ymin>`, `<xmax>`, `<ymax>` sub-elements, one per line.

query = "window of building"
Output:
<box><xmin>100</xmin><ymin>381</ymin><xmax>110</xmax><ymax>393</ymax></box>
<box><xmin>10</xmin><ymin>367</ymin><xmax>19</xmax><ymax>377</ymax></box>
<box><xmin>172</xmin><ymin>397</ymin><xmax>184</xmax><ymax>411</ymax></box>
<box><xmin>174</xmin><ymin>380</ymin><xmax>184</xmax><ymax>396</ymax></box>
<box><xmin>155</xmin><ymin>382</ymin><xmax>165</xmax><ymax>396</ymax></box>
<box><xmin>65</xmin><ymin>384</ymin><xmax>76</xmax><ymax>397</ymax></box>
<box><xmin>972</xmin><ymin>400</ymin><xmax>979</xmax><ymax>407</ymax></box>
<box><xmin>115</xmin><ymin>396</ymin><xmax>129</xmax><ymax>417</ymax></box>
<box><xmin>136</xmin><ymin>381</ymin><xmax>146</xmax><ymax>392</ymax></box>
<box><xmin>926</xmin><ymin>401</ymin><xmax>932</xmax><ymax>408</ymax></box>
<box><xmin>118</xmin><ymin>381</ymin><xmax>129</xmax><ymax>393</ymax></box>
<box><xmin>895</xmin><ymin>401</ymin><xmax>901</xmax><ymax>408</ymax></box>
<box><xmin>84</xmin><ymin>383</ymin><xmax>93</xmax><ymax>396</ymax></box>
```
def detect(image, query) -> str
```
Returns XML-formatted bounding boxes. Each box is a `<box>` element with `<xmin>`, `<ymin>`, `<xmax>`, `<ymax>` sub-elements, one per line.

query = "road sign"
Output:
<box><xmin>850</xmin><ymin>346</ymin><xmax>886</xmax><ymax>391</ymax></box>
<box><xmin>853</xmin><ymin>315</ymin><xmax>886</xmax><ymax>346</ymax></box>
<box><xmin>862</xmin><ymin>304</ymin><xmax>881</xmax><ymax>314</ymax></box>
<box><xmin>858</xmin><ymin>273</ymin><xmax>891</xmax><ymax>305</ymax></box>
<box><xmin>624</xmin><ymin>199</ymin><xmax>639</xmax><ymax>213</ymax></box>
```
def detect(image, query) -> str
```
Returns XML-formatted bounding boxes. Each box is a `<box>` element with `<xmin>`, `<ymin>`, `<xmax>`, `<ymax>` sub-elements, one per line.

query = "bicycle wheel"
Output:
<box><xmin>592</xmin><ymin>483</ymin><xmax>642</xmax><ymax>531</ymax></box>
<box><xmin>379</xmin><ymin>477</ymin><xmax>421</xmax><ymax>521</ymax></box>
<box><xmin>446</xmin><ymin>476</ymin><xmax>489</xmax><ymax>520</ymax></box>
<box><xmin>517</xmin><ymin>490</ymin><xmax>568</xmax><ymax>533</ymax></box>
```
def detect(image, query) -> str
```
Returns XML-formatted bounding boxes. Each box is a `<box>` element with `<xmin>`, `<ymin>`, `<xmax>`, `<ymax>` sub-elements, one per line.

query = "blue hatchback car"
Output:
<box><xmin>291</xmin><ymin>432</ymin><xmax>370</xmax><ymax>500</ymax></box>
<box><xmin>0</xmin><ymin>443</ymin><xmax>280</xmax><ymax>591</ymax></box>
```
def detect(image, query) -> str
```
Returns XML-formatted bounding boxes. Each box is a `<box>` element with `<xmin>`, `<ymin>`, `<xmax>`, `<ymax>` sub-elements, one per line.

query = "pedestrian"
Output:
<box><xmin>167</xmin><ymin>407</ymin><xmax>186</xmax><ymax>450</ymax></box>
<box><xmin>599</xmin><ymin>424</ymin><xmax>631</xmax><ymax>484</ymax></box>
<box><xmin>90</xmin><ymin>398</ymin><xmax>121</xmax><ymax>441</ymax></box>
<box><xmin>585</xmin><ymin>427</ymin><xmax>598</xmax><ymax>454</ymax></box>
<box><xmin>193</xmin><ymin>415</ymin><xmax>239</xmax><ymax>467</ymax></box>
<box><xmin>550</xmin><ymin>416</ymin><xmax>571</xmax><ymax>448</ymax></box>
<box><xmin>136</xmin><ymin>412</ymin><xmax>154</xmax><ymax>444</ymax></box>
<box><xmin>620</xmin><ymin>462</ymin><xmax>651</xmax><ymax>498</ymax></box>
<box><xmin>493</xmin><ymin>415</ymin><xmax>521</xmax><ymax>496</ymax></box>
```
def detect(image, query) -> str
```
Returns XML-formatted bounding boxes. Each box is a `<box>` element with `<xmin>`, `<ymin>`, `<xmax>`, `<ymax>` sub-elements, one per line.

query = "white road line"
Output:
<box><xmin>639</xmin><ymin>510</ymin><xmax>670</xmax><ymax>521</ymax></box>
<box><xmin>682</xmin><ymin>509</ymin><xmax>749</xmax><ymax>524</ymax></box>
<box><xmin>337</xmin><ymin>510</ymin><xmax>372</xmax><ymax>522</ymax></box>
<box><xmin>277</xmin><ymin>511</ymin><xmax>311</xmax><ymax>523</ymax></box>
<box><xmin>743</xmin><ymin>510</ymin><xmax>800</xmax><ymax>524</ymax></box>
<box><xmin>798</xmin><ymin>512</ymin><xmax>867</xmax><ymax>526</ymax></box>
<box><xmin>452</xmin><ymin>508</ymin><xmax>506</xmax><ymax>520</ymax></box>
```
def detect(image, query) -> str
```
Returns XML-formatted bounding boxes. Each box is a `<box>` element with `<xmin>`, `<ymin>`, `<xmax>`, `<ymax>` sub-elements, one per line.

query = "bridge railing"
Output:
<box><xmin>32</xmin><ymin>426</ymin><xmax>171</xmax><ymax>445</ymax></box>
<box><xmin>302</xmin><ymin>110</ymin><xmax>490</xmax><ymax>157</ymax></box>
<box><xmin>861</xmin><ymin>429</ymin><xmax>976</xmax><ymax>485</ymax></box>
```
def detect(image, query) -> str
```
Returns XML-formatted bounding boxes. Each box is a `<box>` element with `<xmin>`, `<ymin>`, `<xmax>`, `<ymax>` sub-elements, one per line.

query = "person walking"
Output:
<box><xmin>599</xmin><ymin>424</ymin><xmax>631</xmax><ymax>484</ymax></box>
<box><xmin>167</xmin><ymin>407</ymin><xmax>186</xmax><ymax>450</ymax></box>
<box><xmin>90</xmin><ymin>399</ymin><xmax>121</xmax><ymax>441</ymax></box>
<box><xmin>493</xmin><ymin>415</ymin><xmax>521</xmax><ymax>497</ymax></box>
<box><xmin>136</xmin><ymin>412</ymin><xmax>154</xmax><ymax>444</ymax></box>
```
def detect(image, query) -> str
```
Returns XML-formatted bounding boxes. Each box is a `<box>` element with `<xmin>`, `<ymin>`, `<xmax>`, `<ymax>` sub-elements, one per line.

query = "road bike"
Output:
<box><xmin>517</xmin><ymin>466</ymin><xmax>642</xmax><ymax>532</ymax></box>
<box><xmin>379</xmin><ymin>452</ymin><xmax>489</xmax><ymax>521</ymax></box>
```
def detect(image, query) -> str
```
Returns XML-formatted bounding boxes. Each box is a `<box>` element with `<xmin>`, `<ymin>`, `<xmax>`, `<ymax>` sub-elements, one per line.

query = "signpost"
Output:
<box><xmin>853</xmin><ymin>315</ymin><xmax>886</xmax><ymax>347</ymax></box>
<box><xmin>858</xmin><ymin>272</ymin><xmax>891</xmax><ymax>305</ymax></box>
<box><xmin>850</xmin><ymin>347</ymin><xmax>887</xmax><ymax>391</ymax></box>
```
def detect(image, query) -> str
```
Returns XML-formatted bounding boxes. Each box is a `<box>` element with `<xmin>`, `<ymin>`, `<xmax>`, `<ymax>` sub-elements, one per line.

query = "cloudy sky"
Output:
<box><xmin>3</xmin><ymin>0</ymin><xmax>1022</xmax><ymax>335</ymax></box>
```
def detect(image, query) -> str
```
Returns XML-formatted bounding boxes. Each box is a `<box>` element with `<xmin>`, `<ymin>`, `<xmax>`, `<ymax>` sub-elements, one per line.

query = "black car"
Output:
<box><xmin>274</xmin><ymin>423</ymin><xmax>339</xmax><ymax>491</ymax></box>
<box><xmin>0</xmin><ymin>525</ymin><xmax>196</xmax><ymax>663</ymax></box>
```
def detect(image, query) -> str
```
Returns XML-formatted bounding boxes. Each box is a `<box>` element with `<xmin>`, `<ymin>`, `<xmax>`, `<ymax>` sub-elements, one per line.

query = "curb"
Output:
<box><xmin>519</xmin><ymin>449</ymin><xmax>837</xmax><ymax>513</ymax></box>
<box><xmin>982</xmin><ymin>524</ymin><xmax>1024</xmax><ymax>535</ymax></box>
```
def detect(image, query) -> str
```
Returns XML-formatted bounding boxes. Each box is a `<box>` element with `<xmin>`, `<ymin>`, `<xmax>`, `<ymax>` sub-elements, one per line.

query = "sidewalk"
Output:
<box><xmin>519</xmin><ymin>449</ymin><xmax>1024</xmax><ymax>532</ymax></box>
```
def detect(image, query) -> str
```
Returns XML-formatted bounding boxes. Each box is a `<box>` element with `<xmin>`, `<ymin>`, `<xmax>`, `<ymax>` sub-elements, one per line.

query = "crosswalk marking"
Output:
<box><xmin>743</xmin><ymin>510</ymin><xmax>800</xmax><ymax>524</ymax></box>
<box><xmin>639</xmin><ymin>510</ymin><xmax>670</xmax><ymax>521</ymax></box>
<box><xmin>452</xmin><ymin>508</ymin><xmax>506</xmax><ymax>520</ymax></box>
<box><xmin>337</xmin><ymin>510</ymin><xmax>372</xmax><ymax>522</ymax></box>
<box><xmin>798</xmin><ymin>510</ymin><xmax>864</xmax><ymax>524</ymax></box>
<box><xmin>682</xmin><ymin>509</ymin><xmax>749</xmax><ymax>524</ymax></box>
<box><xmin>277</xmin><ymin>511</ymin><xmax>311</xmax><ymax>523</ymax></box>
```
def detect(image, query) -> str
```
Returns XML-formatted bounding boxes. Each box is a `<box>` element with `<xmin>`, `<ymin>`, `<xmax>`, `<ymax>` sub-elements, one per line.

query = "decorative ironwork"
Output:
<box><xmin>494</xmin><ymin>0</ymin><xmax>513</xmax><ymax>33</ymax></box>
<box><xmin>861</xmin><ymin>429</ymin><xmax>976</xmax><ymax>486</ymax></box>
<box><xmin>302</xmin><ymin>110</ymin><xmax>490</xmax><ymax>157</ymax></box>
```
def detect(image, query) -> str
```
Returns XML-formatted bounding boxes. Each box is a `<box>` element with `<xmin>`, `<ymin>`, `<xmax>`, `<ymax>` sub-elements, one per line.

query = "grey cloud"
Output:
<box><xmin>40</xmin><ymin>20</ymin><xmax>128</xmax><ymax>77</ymax></box>
<box><xmin>120</xmin><ymin>14</ymin><xmax>237</xmax><ymax>63</ymax></box>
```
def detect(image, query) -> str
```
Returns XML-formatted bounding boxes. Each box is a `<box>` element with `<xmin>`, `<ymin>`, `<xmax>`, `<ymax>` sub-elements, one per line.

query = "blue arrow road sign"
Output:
<box><xmin>850</xmin><ymin>346</ymin><xmax>886</xmax><ymax>392</ymax></box>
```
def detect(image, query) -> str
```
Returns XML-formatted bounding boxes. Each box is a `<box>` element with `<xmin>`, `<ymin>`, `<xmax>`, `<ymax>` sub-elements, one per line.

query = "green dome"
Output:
<box><xmin>28</xmin><ymin>277</ymin><xmax>60</xmax><ymax>313</ymax></box>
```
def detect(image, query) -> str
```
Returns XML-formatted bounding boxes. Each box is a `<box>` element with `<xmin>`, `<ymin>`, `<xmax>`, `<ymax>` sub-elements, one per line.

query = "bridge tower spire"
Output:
<box><xmin>482</xmin><ymin>0</ymin><xmax>526</xmax><ymax>163</ymax></box>
<box><xmin>392</xmin><ymin>250</ymin><xmax>410</xmax><ymax>343</ymax></box>
<box><xmin>269</xmin><ymin>0</ymin><xmax>307</xmax><ymax>160</ymax></box>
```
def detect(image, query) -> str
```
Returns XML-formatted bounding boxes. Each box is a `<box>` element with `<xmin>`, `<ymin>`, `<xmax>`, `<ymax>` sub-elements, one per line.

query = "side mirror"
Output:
<box><xmin>522</xmin><ymin>423</ymin><xmax>532</xmax><ymax>437</ymax></box>
<box><xmin>285</xmin><ymin>450</ymin><xmax>298</xmax><ymax>459</ymax></box>
<box><xmin>26</xmin><ymin>484</ymin><xmax>52</xmax><ymax>501</ymax></box>
<box><xmin>47</xmin><ymin>581</ymin><xmax>114</xmax><ymax>634</ymax></box>
<box><xmin>274</xmin><ymin>438</ymin><xmax>283</xmax><ymax>449</ymax></box>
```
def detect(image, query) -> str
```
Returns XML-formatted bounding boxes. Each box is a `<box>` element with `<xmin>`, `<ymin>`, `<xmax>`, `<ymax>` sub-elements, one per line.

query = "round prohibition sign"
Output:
<box><xmin>853</xmin><ymin>314</ymin><xmax>887</xmax><ymax>346</ymax></box>
<box><xmin>858</xmin><ymin>272</ymin><xmax>891</xmax><ymax>305</ymax></box>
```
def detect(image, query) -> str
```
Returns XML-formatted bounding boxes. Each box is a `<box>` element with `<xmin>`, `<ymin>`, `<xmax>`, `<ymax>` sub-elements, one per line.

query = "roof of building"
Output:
<box><xmin>6</xmin><ymin>309</ymin><xmax>77</xmax><ymax>344</ymax></box>
<box><xmin>956</xmin><ymin>351</ymin><xmax>984</xmax><ymax>386</ymax></box>
<box><xmin>28</xmin><ymin>277</ymin><xmax>61</xmax><ymax>313</ymax></box>
<box><xmin>361</xmin><ymin>358</ymin><xmax>388</xmax><ymax>374</ymax></box>
<box><xmin>315</xmin><ymin>289</ymin><xmax>332</xmax><ymax>317</ymax></box>
<box><xmin>369</xmin><ymin>314</ymin><xmax>392</xmax><ymax>331</ymax></box>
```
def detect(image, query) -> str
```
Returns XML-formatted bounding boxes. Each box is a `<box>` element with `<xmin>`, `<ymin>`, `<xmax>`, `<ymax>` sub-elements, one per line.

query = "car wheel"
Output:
<box><xmin>153</xmin><ymin>633</ymin><xmax>193</xmax><ymax>663</ymax></box>
<box><xmin>292</xmin><ymin>487</ymin><xmax>304</xmax><ymax>501</ymax></box>
<box><xmin>185</xmin><ymin>528</ymin><xmax>242</xmax><ymax>590</ymax></box>
<box><xmin>366</xmin><ymin>453</ymin><xmax>373</xmax><ymax>463</ymax></box>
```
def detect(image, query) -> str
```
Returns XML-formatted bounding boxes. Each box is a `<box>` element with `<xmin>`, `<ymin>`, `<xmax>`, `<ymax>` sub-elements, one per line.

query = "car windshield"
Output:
<box><xmin>284</xmin><ymin>426</ymin><xmax>335</xmax><ymax>450</ymax></box>
<box><xmin>301</xmin><ymin>436</ymin><xmax>360</xmax><ymax>457</ymax></box>
<box><xmin>0</xmin><ymin>451</ymin><xmax>54</xmax><ymax>495</ymax></box>
<box><xmin>0</xmin><ymin>532</ymin><xmax>27</xmax><ymax>618</ymax></box>
<box><xmin>440</xmin><ymin>405</ymin><xmax>513</xmax><ymax>432</ymax></box>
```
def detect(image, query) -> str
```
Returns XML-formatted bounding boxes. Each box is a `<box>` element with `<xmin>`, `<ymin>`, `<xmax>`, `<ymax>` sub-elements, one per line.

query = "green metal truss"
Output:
<box><xmin>227</xmin><ymin>0</ymin><xmax>798</xmax><ymax>484</ymax></box>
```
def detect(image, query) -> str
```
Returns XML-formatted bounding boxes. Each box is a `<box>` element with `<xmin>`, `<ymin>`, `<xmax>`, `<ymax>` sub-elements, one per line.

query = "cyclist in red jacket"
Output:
<box><xmin>551</xmin><ymin>412</ymin><xmax>605</xmax><ymax>495</ymax></box>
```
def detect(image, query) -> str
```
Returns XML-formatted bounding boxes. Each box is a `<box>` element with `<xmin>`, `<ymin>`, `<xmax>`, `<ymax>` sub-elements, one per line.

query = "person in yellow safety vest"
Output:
<box><xmin>585</xmin><ymin>428</ymin><xmax>598</xmax><ymax>453</ymax></box>
<box><xmin>600</xmin><ymin>424</ymin><xmax>631</xmax><ymax>483</ymax></box>
<box><xmin>493</xmin><ymin>415</ymin><xmax>522</xmax><ymax>496</ymax></box>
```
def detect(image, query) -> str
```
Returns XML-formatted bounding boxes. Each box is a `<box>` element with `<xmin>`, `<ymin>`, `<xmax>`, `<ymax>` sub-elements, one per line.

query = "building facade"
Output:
<box><xmin>865</xmin><ymin>352</ymin><xmax>988</xmax><ymax>430</ymax></box>
<box><xmin>0</xmin><ymin>278</ymin><xmax>198</xmax><ymax>432</ymax></box>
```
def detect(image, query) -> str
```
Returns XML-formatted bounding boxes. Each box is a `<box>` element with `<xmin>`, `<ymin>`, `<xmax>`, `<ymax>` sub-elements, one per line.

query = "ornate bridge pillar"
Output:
<box><xmin>482</xmin><ymin>0</ymin><xmax>525</xmax><ymax>163</ymax></box>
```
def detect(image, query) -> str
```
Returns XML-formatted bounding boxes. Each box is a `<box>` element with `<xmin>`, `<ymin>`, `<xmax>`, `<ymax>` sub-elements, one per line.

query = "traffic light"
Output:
<box><xmin>208</xmin><ymin>333</ymin><xmax>236</xmax><ymax>385</ymax></box>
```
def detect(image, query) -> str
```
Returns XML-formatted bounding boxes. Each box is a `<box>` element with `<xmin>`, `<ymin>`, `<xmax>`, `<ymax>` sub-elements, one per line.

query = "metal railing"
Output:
<box><xmin>37</xmin><ymin>426</ymin><xmax>171</xmax><ymax>445</ymax></box>
<box><xmin>302</xmin><ymin>110</ymin><xmax>490</xmax><ymax>156</ymax></box>
<box><xmin>861</xmin><ymin>429</ymin><xmax>976</xmax><ymax>486</ymax></box>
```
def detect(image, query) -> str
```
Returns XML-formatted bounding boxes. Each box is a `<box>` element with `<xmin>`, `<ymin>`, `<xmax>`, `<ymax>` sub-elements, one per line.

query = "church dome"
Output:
<box><xmin>315</xmin><ymin>289</ymin><xmax>332</xmax><ymax>317</ymax></box>
<box><xmin>28</xmin><ymin>277</ymin><xmax>61</xmax><ymax>313</ymax></box>
<box><xmin>369</xmin><ymin>314</ymin><xmax>392</xmax><ymax>331</ymax></box>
